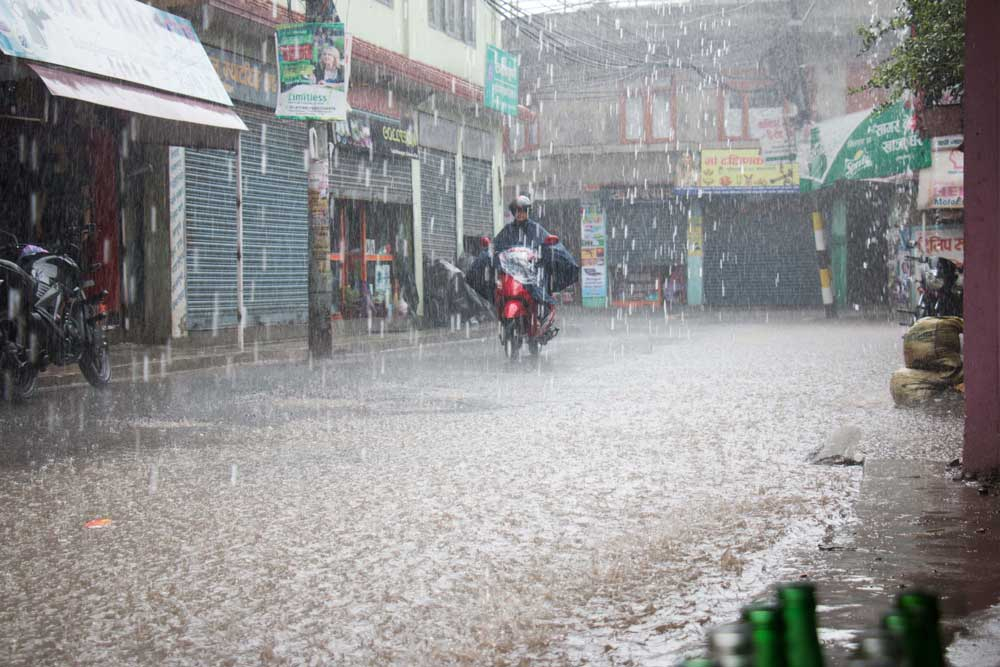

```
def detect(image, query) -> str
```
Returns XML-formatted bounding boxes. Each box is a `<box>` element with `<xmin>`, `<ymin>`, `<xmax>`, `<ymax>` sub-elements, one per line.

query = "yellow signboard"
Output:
<box><xmin>700</xmin><ymin>149</ymin><xmax>799</xmax><ymax>192</ymax></box>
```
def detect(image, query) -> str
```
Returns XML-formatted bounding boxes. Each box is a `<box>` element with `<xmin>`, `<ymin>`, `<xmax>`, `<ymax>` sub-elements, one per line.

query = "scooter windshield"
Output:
<box><xmin>498</xmin><ymin>247</ymin><xmax>541</xmax><ymax>286</ymax></box>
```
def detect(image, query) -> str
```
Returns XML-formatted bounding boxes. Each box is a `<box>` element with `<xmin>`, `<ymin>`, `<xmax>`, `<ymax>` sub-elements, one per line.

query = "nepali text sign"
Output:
<box><xmin>0</xmin><ymin>0</ymin><xmax>231</xmax><ymax>106</ymax></box>
<box><xmin>580</xmin><ymin>206</ymin><xmax>608</xmax><ymax>308</ymax></box>
<box><xmin>275</xmin><ymin>23</ymin><xmax>351</xmax><ymax>120</ymax></box>
<box><xmin>485</xmin><ymin>45</ymin><xmax>518</xmax><ymax>116</ymax></box>
<box><xmin>205</xmin><ymin>47</ymin><xmax>277</xmax><ymax>108</ymax></box>
<box><xmin>695</xmin><ymin>149</ymin><xmax>799</xmax><ymax>193</ymax></box>
<box><xmin>801</xmin><ymin>100</ymin><xmax>931</xmax><ymax>192</ymax></box>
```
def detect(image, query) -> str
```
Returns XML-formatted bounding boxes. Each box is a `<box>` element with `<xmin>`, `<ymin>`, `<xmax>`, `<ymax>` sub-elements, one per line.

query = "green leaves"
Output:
<box><xmin>855</xmin><ymin>0</ymin><xmax>965</xmax><ymax>109</ymax></box>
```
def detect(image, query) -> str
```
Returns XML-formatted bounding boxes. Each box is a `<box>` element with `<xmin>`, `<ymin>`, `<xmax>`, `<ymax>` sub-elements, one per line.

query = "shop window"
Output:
<box><xmin>721</xmin><ymin>86</ymin><xmax>785</xmax><ymax>140</ymax></box>
<box><xmin>429</xmin><ymin>0</ymin><xmax>476</xmax><ymax>45</ymax></box>
<box><xmin>620</xmin><ymin>84</ymin><xmax>675</xmax><ymax>144</ymax></box>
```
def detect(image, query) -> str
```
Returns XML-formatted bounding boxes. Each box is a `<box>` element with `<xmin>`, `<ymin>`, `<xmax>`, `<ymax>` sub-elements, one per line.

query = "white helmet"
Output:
<box><xmin>508</xmin><ymin>194</ymin><xmax>532</xmax><ymax>215</ymax></box>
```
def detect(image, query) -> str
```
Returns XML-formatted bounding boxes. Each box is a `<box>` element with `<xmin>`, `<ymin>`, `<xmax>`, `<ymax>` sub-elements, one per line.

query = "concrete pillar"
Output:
<box><xmin>963</xmin><ymin>1</ymin><xmax>1000</xmax><ymax>475</ymax></box>
<box><xmin>830</xmin><ymin>198</ymin><xmax>848</xmax><ymax>309</ymax></box>
<box><xmin>686</xmin><ymin>199</ymin><xmax>703</xmax><ymax>306</ymax></box>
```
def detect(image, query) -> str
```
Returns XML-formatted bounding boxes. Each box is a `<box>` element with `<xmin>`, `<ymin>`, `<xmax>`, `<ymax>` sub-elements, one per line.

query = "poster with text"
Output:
<box><xmin>275</xmin><ymin>22</ymin><xmax>351</xmax><ymax>120</ymax></box>
<box><xmin>580</xmin><ymin>206</ymin><xmax>608</xmax><ymax>308</ymax></box>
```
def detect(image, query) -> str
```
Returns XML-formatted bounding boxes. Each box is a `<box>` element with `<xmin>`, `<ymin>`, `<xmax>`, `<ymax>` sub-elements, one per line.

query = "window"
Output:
<box><xmin>508</xmin><ymin>115</ymin><xmax>540</xmax><ymax>154</ymax></box>
<box><xmin>429</xmin><ymin>0</ymin><xmax>476</xmax><ymax>45</ymax></box>
<box><xmin>619</xmin><ymin>85</ymin><xmax>675</xmax><ymax>144</ymax></box>
<box><xmin>721</xmin><ymin>86</ymin><xmax>785</xmax><ymax>140</ymax></box>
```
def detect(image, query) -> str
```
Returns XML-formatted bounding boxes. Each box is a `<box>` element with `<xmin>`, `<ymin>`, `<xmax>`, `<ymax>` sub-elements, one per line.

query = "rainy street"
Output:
<box><xmin>0</xmin><ymin>310</ymin><xmax>964</xmax><ymax>666</ymax></box>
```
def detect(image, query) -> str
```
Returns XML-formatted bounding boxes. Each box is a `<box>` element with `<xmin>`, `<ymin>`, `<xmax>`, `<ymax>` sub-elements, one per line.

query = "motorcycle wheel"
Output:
<box><xmin>79</xmin><ymin>324</ymin><xmax>111</xmax><ymax>388</ymax></box>
<box><xmin>528</xmin><ymin>340</ymin><xmax>540</xmax><ymax>356</ymax></box>
<box><xmin>1</xmin><ymin>363</ymin><xmax>38</xmax><ymax>401</ymax></box>
<box><xmin>503</xmin><ymin>319</ymin><xmax>523</xmax><ymax>361</ymax></box>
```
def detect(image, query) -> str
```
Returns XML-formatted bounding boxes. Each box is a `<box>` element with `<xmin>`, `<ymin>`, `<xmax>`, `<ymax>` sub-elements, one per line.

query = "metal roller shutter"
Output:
<box><xmin>185</xmin><ymin>106</ymin><xmax>309</xmax><ymax>331</ymax></box>
<box><xmin>462</xmin><ymin>158</ymin><xmax>493</xmax><ymax>239</ymax></box>
<box><xmin>330</xmin><ymin>149</ymin><xmax>412</xmax><ymax>204</ymax></box>
<box><xmin>607</xmin><ymin>202</ymin><xmax>688</xmax><ymax>270</ymax></box>
<box><xmin>419</xmin><ymin>148</ymin><xmax>457</xmax><ymax>262</ymax></box>
<box><xmin>702</xmin><ymin>198</ymin><xmax>820</xmax><ymax>307</ymax></box>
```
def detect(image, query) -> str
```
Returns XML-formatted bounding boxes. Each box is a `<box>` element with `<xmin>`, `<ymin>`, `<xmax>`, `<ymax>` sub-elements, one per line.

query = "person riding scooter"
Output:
<box><xmin>491</xmin><ymin>195</ymin><xmax>557</xmax><ymax>323</ymax></box>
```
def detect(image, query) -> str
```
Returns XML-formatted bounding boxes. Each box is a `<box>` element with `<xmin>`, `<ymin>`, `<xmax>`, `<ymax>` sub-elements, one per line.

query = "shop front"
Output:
<box><xmin>329</xmin><ymin>111</ymin><xmax>418</xmax><ymax>321</ymax></box>
<box><xmin>603</xmin><ymin>187</ymin><xmax>688</xmax><ymax>310</ymax></box>
<box><xmin>0</xmin><ymin>0</ymin><xmax>245</xmax><ymax>343</ymax></box>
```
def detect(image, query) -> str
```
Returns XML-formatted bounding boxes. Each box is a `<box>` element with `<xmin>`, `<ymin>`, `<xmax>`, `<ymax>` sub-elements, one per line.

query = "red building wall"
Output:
<box><xmin>963</xmin><ymin>0</ymin><xmax>1000</xmax><ymax>475</ymax></box>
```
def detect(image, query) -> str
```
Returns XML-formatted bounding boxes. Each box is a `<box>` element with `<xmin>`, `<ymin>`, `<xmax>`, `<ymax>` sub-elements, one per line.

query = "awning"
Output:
<box><xmin>799</xmin><ymin>100</ymin><xmax>932</xmax><ymax>193</ymax></box>
<box><xmin>28</xmin><ymin>63</ymin><xmax>247</xmax><ymax>133</ymax></box>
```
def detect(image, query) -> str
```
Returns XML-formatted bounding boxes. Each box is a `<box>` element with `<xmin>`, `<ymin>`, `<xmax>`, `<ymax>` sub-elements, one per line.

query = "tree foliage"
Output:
<box><xmin>856</xmin><ymin>0</ymin><xmax>965</xmax><ymax>107</ymax></box>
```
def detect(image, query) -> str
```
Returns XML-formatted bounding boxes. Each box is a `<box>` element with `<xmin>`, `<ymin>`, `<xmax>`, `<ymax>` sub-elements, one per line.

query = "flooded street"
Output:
<box><xmin>0</xmin><ymin>311</ymin><xmax>963</xmax><ymax>666</ymax></box>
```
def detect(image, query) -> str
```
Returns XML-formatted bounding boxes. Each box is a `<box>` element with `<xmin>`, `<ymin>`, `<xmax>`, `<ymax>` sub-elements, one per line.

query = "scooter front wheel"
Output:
<box><xmin>503</xmin><ymin>319</ymin><xmax>523</xmax><ymax>361</ymax></box>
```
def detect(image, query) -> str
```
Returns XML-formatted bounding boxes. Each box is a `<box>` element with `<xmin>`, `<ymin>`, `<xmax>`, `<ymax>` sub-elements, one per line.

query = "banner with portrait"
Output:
<box><xmin>275</xmin><ymin>22</ymin><xmax>351</xmax><ymax>120</ymax></box>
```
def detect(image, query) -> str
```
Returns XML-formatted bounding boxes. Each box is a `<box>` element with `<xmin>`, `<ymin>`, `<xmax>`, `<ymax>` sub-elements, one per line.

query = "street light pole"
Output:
<box><xmin>305</xmin><ymin>0</ymin><xmax>336</xmax><ymax>357</ymax></box>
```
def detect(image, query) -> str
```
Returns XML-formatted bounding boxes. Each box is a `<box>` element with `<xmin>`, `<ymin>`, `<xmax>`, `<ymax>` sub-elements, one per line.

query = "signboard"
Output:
<box><xmin>689</xmin><ymin>149</ymin><xmax>799</xmax><ymax>194</ymax></box>
<box><xmin>334</xmin><ymin>113</ymin><xmax>418</xmax><ymax>157</ymax></box>
<box><xmin>749</xmin><ymin>108</ymin><xmax>795</xmax><ymax>162</ymax></box>
<box><xmin>485</xmin><ymin>45</ymin><xmax>518</xmax><ymax>116</ymax></box>
<box><xmin>0</xmin><ymin>0</ymin><xmax>231</xmax><ymax>106</ymax></box>
<box><xmin>918</xmin><ymin>136</ymin><xmax>963</xmax><ymax>209</ymax></box>
<box><xmin>205</xmin><ymin>47</ymin><xmax>277</xmax><ymax>108</ymax></box>
<box><xmin>914</xmin><ymin>226</ymin><xmax>964</xmax><ymax>267</ymax></box>
<box><xmin>801</xmin><ymin>100</ymin><xmax>931</xmax><ymax>192</ymax></box>
<box><xmin>275</xmin><ymin>22</ymin><xmax>351</xmax><ymax>120</ymax></box>
<box><xmin>580</xmin><ymin>206</ymin><xmax>608</xmax><ymax>308</ymax></box>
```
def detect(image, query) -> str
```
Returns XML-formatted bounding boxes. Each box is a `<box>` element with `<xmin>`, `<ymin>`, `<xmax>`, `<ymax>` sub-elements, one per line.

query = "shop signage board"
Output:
<box><xmin>580</xmin><ymin>206</ymin><xmax>608</xmax><ymax>308</ymax></box>
<box><xmin>275</xmin><ymin>22</ymin><xmax>351</xmax><ymax>120</ymax></box>
<box><xmin>0</xmin><ymin>0</ymin><xmax>231</xmax><ymax>106</ymax></box>
<box><xmin>334</xmin><ymin>113</ymin><xmax>418</xmax><ymax>157</ymax></box>
<box><xmin>680</xmin><ymin>149</ymin><xmax>798</xmax><ymax>194</ymax></box>
<box><xmin>205</xmin><ymin>47</ymin><xmax>277</xmax><ymax>108</ymax></box>
<box><xmin>918</xmin><ymin>135</ymin><xmax>964</xmax><ymax>209</ymax></box>
<box><xmin>485</xmin><ymin>45</ymin><xmax>518</xmax><ymax>116</ymax></box>
<box><xmin>914</xmin><ymin>226</ymin><xmax>965</xmax><ymax>266</ymax></box>
<box><xmin>800</xmin><ymin>100</ymin><xmax>932</xmax><ymax>192</ymax></box>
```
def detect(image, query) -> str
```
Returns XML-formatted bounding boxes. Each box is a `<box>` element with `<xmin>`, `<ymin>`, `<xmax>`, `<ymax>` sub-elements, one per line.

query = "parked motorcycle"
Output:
<box><xmin>486</xmin><ymin>235</ymin><xmax>562</xmax><ymax>360</ymax></box>
<box><xmin>917</xmin><ymin>256</ymin><xmax>963</xmax><ymax>319</ymax></box>
<box><xmin>0</xmin><ymin>231</ymin><xmax>111</xmax><ymax>400</ymax></box>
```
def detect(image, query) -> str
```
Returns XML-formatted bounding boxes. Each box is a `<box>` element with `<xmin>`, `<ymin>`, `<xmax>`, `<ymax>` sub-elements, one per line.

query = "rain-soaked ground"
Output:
<box><xmin>0</xmin><ymin>309</ymin><xmax>964</xmax><ymax>666</ymax></box>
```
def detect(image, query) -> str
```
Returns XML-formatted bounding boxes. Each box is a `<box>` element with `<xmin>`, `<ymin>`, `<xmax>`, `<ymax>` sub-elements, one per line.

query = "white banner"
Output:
<box><xmin>0</xmin><ymin>0</ymin><xmax>231</xmax><ymax>106</ymax></box>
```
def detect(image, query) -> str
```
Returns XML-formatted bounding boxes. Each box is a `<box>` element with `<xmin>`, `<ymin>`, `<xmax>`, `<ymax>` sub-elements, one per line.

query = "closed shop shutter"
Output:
<box><xmin>702</xmin><ymin>198</ymin><xmax>820</xmax><ymax>306</ymax></box>
<box><xmin>185</xmin><ymin>105</ymin><xmax>309</xmax><ymax>331</ymax></box>
<box><xmin>462</xmin><ymin>158</ymin><xmax>493</xmax><ymax>239</ymax></box>
<box><xmin>330</xmin><ymin>149</ymin><xmax>412</xmax><ymax>204</ymax></box>
<box><xmin>607</xmin><ymin>202</ymin><xmax>688</xmax><ymax>270</ymax></box>
<box><xmin>419</xmin><ymin>148</ymin><xmax>457</xmax><ymax>262</ymax></box>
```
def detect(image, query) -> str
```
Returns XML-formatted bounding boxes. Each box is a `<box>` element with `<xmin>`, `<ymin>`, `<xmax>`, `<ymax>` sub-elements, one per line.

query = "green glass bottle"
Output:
<box><xmin>777</xmin><ymin>583</ymin><xmax>825</xmax><ymax>667</ymax></box>
<box><xmin>677</xmin><ymin>658</ymin><xmax>720</xmax><ymax>667</ymax></box>
<box><xmin>896</xmin><ymin>590</ymin><xmax>945</xmax><ymax>667</ymax></box>
<box><xmin>742</xmin><ymin>604</ymin><xmax>786</xmax><ymax>667</ymax></box>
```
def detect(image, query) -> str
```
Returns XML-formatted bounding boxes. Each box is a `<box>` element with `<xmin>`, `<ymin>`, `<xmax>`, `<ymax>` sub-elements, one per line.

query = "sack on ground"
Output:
<box><xmin>890</xmin><ymin>367</ymin><xmax>960</xmax><ymax>407</ymax></box>
<box><xmin>903</xmin><ymin>317</ymin><xmax>963</xmax><ymax>372</ymax></box>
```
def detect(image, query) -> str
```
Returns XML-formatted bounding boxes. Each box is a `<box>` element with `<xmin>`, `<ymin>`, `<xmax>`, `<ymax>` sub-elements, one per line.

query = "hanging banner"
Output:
<box><xmin>580</xmin><ymin>206</ymin><xmax>608</xmax><ymax>308</ymax></box>
<box><xmin>275</xmin><ymin>23</ymin><xmax>351</xmax><ymax>120</ymax></box>
<box><xmin>749</xmin><ymin>108</ymin><xmax>796</xmax><ymax>162</ymax></box>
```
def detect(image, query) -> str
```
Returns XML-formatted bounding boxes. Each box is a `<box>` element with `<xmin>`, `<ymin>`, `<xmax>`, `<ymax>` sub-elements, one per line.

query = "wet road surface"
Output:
<box><xmin>0</xmin><ymin>310</ymin><xmax>964</xmax><ymax>666</ymax></box>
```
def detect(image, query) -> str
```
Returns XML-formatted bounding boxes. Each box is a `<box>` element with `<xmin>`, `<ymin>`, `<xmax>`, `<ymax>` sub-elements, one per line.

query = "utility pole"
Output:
<box><xmin>788</xmin><ymin>0</ymin><xmax>836</xmax><ymax>318</ymax></box>
<box><xmin>305</xmin><ymin>0</ymin><xmax>337</xmax><ymax>357</ymax></box>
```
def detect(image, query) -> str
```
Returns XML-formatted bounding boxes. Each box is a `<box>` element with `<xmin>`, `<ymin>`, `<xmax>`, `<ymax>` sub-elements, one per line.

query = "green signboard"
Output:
<box><xmin>485</xmin><ymin>45</ymin><xmax>518</xmax><ymax>116</ymax></box>
<box><xmin>801</xmin><ymin>100</ymin><xmax>932</xmax><ymax>192</ymax></box>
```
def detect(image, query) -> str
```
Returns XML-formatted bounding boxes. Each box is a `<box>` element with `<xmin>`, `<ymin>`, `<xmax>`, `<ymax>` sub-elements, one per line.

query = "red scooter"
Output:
<box><xmin>483</xmin><ymin>235</ymin><xmax>561</xmax><ymax>360</ymax></box>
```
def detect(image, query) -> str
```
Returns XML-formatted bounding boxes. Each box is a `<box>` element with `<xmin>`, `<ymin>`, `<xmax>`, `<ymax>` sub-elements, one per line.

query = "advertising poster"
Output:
<box><xmin>580</xmin><ymin>206</ymin><xmax>608</xmax><ymax>308</ymax></box>
<box><xmin>697</xmin><ymin>149</ymin><xmax>799</xmax><ymax>193</ymax></box>
<box><xmin>275</xmin><ymin>22</ymin><xmax>351</xmax><ymax>120</ymax></box>
<box><xmin>749</xmin><ymin>108</ymin><xmax>796</xmax><ymax>162</ymax></box>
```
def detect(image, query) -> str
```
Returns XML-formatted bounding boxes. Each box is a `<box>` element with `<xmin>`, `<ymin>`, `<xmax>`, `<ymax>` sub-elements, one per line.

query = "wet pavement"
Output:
<box><xmin>0</xmin><ymin>309</ymin><xmax>986</xmax><ymax>666</ymax></box>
